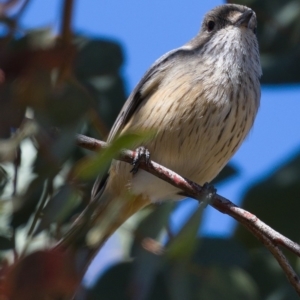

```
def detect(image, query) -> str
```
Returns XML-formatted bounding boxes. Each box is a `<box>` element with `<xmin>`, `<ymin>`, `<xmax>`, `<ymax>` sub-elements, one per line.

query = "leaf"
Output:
<box><xmin>211</xmin><ymin>163</ymin><xmax>238</xmax><ymax>185</ymax></box>
<box><xmin>74</xmin><ymin>37</ymin><xmax>123</xmax><ymax>77</ymax></box>
<box><xmin>165</xmin><ymin>261</ymin><xmax>192</xmax><ymax>300</ymax></box>
<box><xmin>166</xmin><ymin>205</ymin><xmax>204</xmax><ymax>261</ymax></box>
<box><xmin>247</xmin><ymin>248</ymin><xmax>291</xmax><ymax>298</ymax></box>
<box><xmin>193</xmin><ymin>237</ymin><xmax>249</xmax><ymax>268</ymax></box>
<box><xmin>35</xmin><ymin>78</ymin><xmax>89</xmax><ymax>128</ymax></box>
<box><xmin>229</xmin><ymin>0</ymin><xmax>300</xmax><ymax>83</ymax></box>
<box><xmin>129</xmin><ymin>203</ymin><xmax>174</xmax><ymax>300</ymax></box>
<box><xmin>10</xmin><ymin>177</ymin><xmax>45</xmax><ymax>228</ymax></box>
<box><xmin>131</xmin><ymin>203</ymin><xmax>174</xmax><ymax>257</ymax></box>
<box><xmin>87</xmin><ymin>261</ymin><xmax>132</xmax><ymax>300</ymax></box>
<box><xmin>2</xmin><ymin>249</ymin><xmax>79</xmax><ymax>300</ymax></box>
<box><xmin>34</xmin><ymin>184</ymin><xmax>80</xmax><ymax>235</ymax></box>
<box><xmin>0</xmin><ymin>120</ymin><xmax>38</xmax><ymax>162</ymax></box>
<box><xmin>186</xmin><ymin>238</ymin><xmax>257</xmax><ymax>299</ymax></box>
<box><xmin>0</xmin><ymin>165</ymin><xmax>8</xmax><ymax>195</ymax></box>
<box><xmin>74</xmin><ymin>37</ymin><xmax>126</xmax><ymax>130</ymax></box>
<box><xmin>72</xmin><ymin>130</ymin><xmax>155</xmax><ymax>181</ymax></box>
<box><xmin>0</xmin><ymin>80</ymin><xmax>26</xmax><ymax>138</ymax></box>
<box><xmin>235</xmin><ymin>150</ymin><xmax>300</xmax><ymax>247</ymax></box>
<box><xmin>193</xmin><ymin>265</ymin><xmax>259</xmax><ymax>300</ymax></box>
<box><xmin>0</xmin><ymin>235</ymin><xmax>14</xmax><ymax>250</ymax></box>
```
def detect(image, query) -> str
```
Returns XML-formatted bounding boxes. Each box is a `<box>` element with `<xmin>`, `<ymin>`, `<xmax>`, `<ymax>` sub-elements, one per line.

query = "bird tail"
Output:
<box><xmin>59</xmin><ymin>188</ymin><xmax>150</xmax><ymax>250</ymax></box>
<box><xmin>86</xmin><ymin>192</ymin><xmax>150</xmax><ymax>248</ymax></box>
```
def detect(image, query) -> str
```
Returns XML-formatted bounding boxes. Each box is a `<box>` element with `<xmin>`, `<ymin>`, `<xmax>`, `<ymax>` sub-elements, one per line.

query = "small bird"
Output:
<box><xmin>73</xmin><ymin>4</ymin><xmax>262</xmax><ymax>247</ymax></box>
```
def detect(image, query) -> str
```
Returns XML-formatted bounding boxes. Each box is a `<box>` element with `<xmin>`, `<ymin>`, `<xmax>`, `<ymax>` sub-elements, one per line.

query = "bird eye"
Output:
<box><xmin>207</xmin><ymin>20</ymin><xmax>215</xmax><ymax>32</ymax></box>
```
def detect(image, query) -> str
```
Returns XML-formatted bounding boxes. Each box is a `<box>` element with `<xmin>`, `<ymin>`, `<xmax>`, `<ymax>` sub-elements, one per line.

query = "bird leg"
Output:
<box><xmin>200</xmin><ymin>182</ymin><xmax>217</xmax><ymax>207</ymax></box>
<box><xmin>130</xmin><ymin>146</ymin><xmax>150</xmax><ymax>174</ymax></box>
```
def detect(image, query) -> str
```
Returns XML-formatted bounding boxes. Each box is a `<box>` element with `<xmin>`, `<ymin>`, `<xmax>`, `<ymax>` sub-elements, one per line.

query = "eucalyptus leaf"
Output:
<box><xmin>130</xmin><ymin>203</ymin><xmax>174</xmax><ymax>300</ymax></box>
<box><xmin>235</xmin><ymin>151</ymin><xmax>300</xmax><ymax>247</ymax></box>
<box><xmin>34</xmin><ymin>184</ymin><xmax>80</xmax><ymax>235</ymax></box>
<box><xmin>73</xmin><ymin>131</ymin><xmax>155</xmax><ymax>181</ymax></box>
<box><xmin>166</xmin><ymin>205</ymin><xmax>203</xmax><ymax>261</ymax></box>
<box><xmin>10</xmin><ymin>177</ymin><xmax>45</xmax><ymax>228</ymax></box>
<box><xmin>0</xmin><ymin>235</ymin><xmax>14</xmax><ymax>250</ymax></box>
<box><xmin>229</xmin><ymin>0</ymin><xmax>300</xmax><ymax>83</ymax></box>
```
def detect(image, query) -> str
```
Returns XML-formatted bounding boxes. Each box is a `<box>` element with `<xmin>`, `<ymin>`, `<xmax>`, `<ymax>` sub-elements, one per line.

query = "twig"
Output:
<box><xmin>57</xmin><ymin>0</ymin><xmax>75</xmax><ymax>83</ymax></box>
<box><xmin>74</xmin><ymin>133</ymin><xmax>300</xmax><ymax>295</ymax></box>
<box><xmin>60</xmin><ymin>0</ymin><xmax>73</xmax><ymax>45</ymax></box>
<box><xmin>247</xmin><ymin>223</ymin><xmax>300</xmax><ymax>294</ymax></box>
<box><xmin>27</xmin><ymin>179</ymin><xmax>51</xmax><ymax>237</ymax></box>
<box><xmin>0</xmin><ymin>0</ymin><xmax>19</xmax><ymax>16</ymax></box>
<box><xmin>76</xmin><ymin>134</ymin><xmax>300</xmax><ymax>253</ymax></box>
<box><xmin>14</xmin><ymin>0</ymin><xmax>30</xmax><ymax>20</ymax></box>
<box><xmin>12</xmin><ymin>146</ymin><xmax>21</xmax><ymax>196</ymax></box>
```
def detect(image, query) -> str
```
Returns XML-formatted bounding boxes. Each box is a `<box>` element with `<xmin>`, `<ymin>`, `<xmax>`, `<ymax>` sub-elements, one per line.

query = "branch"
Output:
<box><xmin>75</xmin><ymin>133</ymin><xmax>300</xmax><ymax>295</ymax></box>
<box><xmin>60</xmin><ymin>0</ymin><xmax>74</xmax><ymax>45</ymax></box>
<box><xmin>0</xmin><ymin>0</ymin><xmax>19</xmax><ymax>16</ymax></box>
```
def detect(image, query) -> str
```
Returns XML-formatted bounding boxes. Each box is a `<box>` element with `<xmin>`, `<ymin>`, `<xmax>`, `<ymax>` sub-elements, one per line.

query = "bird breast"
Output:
<box><xmin>114</xmin><ymin>29</ymin><xmax>261</xmax><ymax>202</ymax></box>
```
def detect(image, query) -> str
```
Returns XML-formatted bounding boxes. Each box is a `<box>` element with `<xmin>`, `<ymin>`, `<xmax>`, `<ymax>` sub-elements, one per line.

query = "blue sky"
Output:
<box><xmin>20</xmin><ymin>0</ymin><xmax>300</xmax><ymax>285</ymax></box>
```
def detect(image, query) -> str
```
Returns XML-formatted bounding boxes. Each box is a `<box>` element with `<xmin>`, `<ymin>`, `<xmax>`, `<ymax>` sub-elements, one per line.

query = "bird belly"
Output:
<box><xmin>111</xmin><ymin>68</ymin><xmax>259</xmax><ymax>202</ymax></box>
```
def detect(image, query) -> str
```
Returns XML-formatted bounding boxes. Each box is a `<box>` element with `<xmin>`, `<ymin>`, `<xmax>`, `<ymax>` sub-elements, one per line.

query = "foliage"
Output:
<box><xmin>229</xmin><ymin>0</ymin><xmax>300</xmax><ymax>83</ymax></box>
<box><xmin>0</xmin><ymin>0</ymin><xmax>299</xmax><ymax>299</ymax></box>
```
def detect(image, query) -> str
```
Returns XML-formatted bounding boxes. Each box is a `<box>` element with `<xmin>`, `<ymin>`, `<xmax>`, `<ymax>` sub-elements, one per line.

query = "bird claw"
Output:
<box><xmin>130</xmin><ymin>147</ymin><xmax>150</xmax><ymax>174</ymax></box>
<box><xmin>200</xmin><ymin>182</ymin><xmax>217</xmax><ymax>206</ymax></box>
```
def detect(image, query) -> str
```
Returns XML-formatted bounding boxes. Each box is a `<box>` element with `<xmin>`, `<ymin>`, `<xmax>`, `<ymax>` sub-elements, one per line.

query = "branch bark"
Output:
<box><xmin>75</xmin><ymin>133</ymin><xmax>300</xmax><ymax>295</ymax></box>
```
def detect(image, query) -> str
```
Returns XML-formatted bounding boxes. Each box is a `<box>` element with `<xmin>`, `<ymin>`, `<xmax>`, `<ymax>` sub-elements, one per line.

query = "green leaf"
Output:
<box><xmin>74</xmin><ymin>37</ymin><xmax>126</xmax><ymax>130</ymax></box>
<box><xmin>73</xmin><ymin>131</ymin><xmax>155</xmax><ymax>181</ymax></box>
<box><xmin>211</xmin><ymin>163</ymin><xmax>238</xmax><ymax>185</ymax></box>
<box><xmin>34</xmin><ymin>184</ymin><xmax>80</xmax><ymax>235</ymax></box>
<box><xmin>193</xmin><ymin>237</ymin><xmax>249</xmax><ymax>268</ymax></box>
<box><xmin>129</xmin><ymin>203</ymin><xmax>174</xmax><ymax>300</ymax></box>
<box><xmin>74</xmin><ymin>37</ymin><xmax>123</xmax><ymax>77</ymax></box>
<box><xmin>0</xmin><ymin>165</ymin><xmax>8</xmax><ymax>195</ymax></box>
<box><xmin>166</xmin><ymin>205</ymin><xmax>203</xmax><ymax>261</ymax></box>
<box><xmin>235</xmin><ymin>151</ymin><xmax>300</xmax><ymax>247</ymax></box>
<box><xmin>10</xmin><ymin>177</ymin><xmax>45</xmax><ymax>228</ymax></box>
<box><xmin>131</xmin><ymin>203</ymin><xmax>174</xmax><ymax>257</ymax></box>
<box><xmin>194</xmin><ymin>266</ymin><xmax>259</xmax><ymax>300</ymax></box>
<box><xmin>0</xmin><ymin>235</ymin><xmax>14</xmax><ymax>250</ymax></box>
<box><xmin>0</xmin><ymin>121</ymin><xmax>38</xmax><ymax>162</ymax></box>
<box><xmin>165</xmin><ymin>262</ymin><xmax>192</xmax><ymax>300</ymax></box>
<box><xmin>229</xmin><ymin>0</ymin><xmax>300</xmax><ymax>83</ymax></box>
<box><xmin>247</xmin><ymin>248</ymin><xmax>290</xmax><ymax>298</ymax></box>
<box><xmin>87</xmin><ymin>261</ymin><xmax>132</xmax><ymax>300</ymax></box>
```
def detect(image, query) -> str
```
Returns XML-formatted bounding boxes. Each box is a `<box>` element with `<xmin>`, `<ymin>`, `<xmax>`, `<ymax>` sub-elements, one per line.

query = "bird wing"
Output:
<box><xmin>107</xmin><ymin>47</ymin><xmax>192</xmax><ymax>142</ymax></box>
<box><xmin>91</xmin><ymin>46</ymin><xmax>193</xmax><ymax>199</ymax></box>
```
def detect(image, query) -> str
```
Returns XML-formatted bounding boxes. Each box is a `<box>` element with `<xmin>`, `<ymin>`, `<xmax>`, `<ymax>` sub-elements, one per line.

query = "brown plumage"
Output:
<box><xmin>74</xmin><ymin>4</ymin><xmax>262</xmax><ymax>247</ymax></box>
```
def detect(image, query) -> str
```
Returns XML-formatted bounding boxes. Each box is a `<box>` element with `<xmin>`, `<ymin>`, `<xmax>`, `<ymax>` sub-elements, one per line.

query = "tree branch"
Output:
<box><xmin>75</xmin><ymin>133</ymin><xmax>300</xmax><ymax>295</ymax></box>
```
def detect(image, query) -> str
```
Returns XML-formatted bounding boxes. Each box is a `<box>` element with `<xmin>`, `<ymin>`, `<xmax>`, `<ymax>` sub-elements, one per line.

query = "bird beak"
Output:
<box><xmin>235</xmin><ymin>10</ymin><xmax>253</xmax><ymax>28</ymax></box>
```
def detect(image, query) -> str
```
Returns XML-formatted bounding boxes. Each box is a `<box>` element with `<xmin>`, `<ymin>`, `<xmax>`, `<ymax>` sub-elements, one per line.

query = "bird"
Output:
<box><xmin>68</xmin><ymin>4</ymin><xmax>262</xmax><ymax>248</ymax></box>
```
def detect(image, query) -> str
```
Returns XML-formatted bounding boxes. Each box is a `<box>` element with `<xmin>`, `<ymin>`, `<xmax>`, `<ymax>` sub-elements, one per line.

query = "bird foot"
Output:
<box><xmin>200</xmin><ymin>182</ymin><xmax>217</xmax><ymax>206</ymax></box>
<box><xmin>130</xmin><ymin>146</ymin><xmax>150</xmax><ymax>174</ymax></box>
